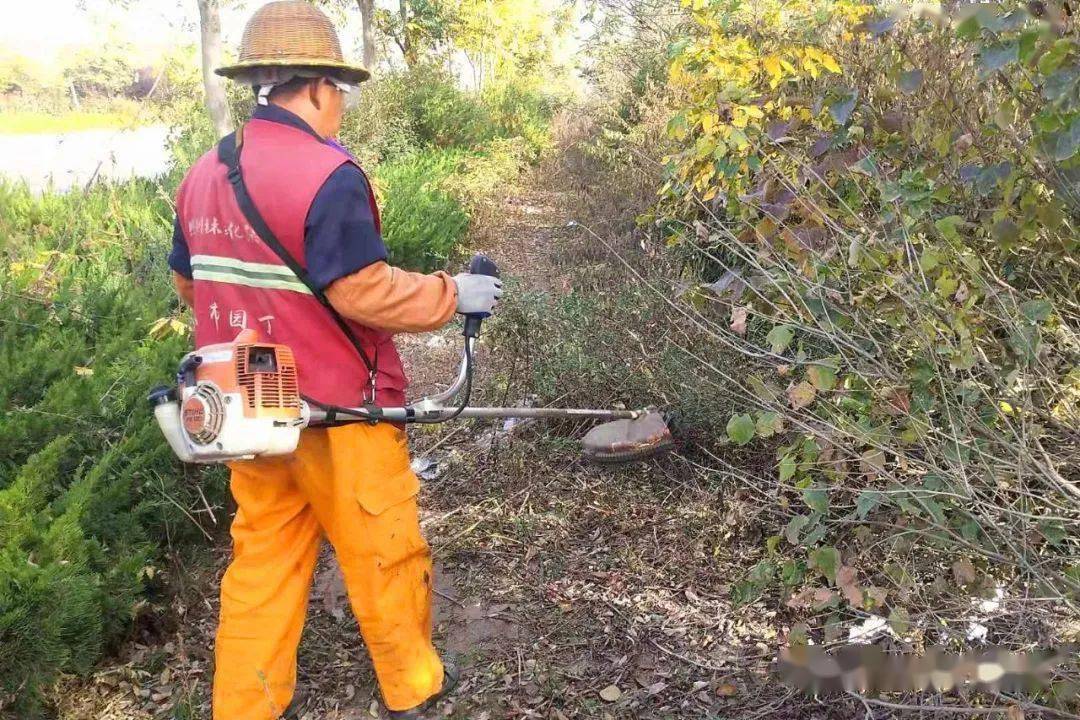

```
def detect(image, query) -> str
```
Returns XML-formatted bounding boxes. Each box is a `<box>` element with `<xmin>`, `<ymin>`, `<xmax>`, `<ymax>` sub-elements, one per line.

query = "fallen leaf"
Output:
<box><xmin>812</xmin><ymin>587</ymin><xmax>837</xmax><ymax>607</ymax></box>
<box><xmin>785</xmin><ymin>587</ymin><xmax>815</xmax><ymax>609</ymax></box>
<box><xmin>788</xmin><ymin>622</ymin><xmax>811</xmax><ymax>646</ymax></box>
<box><xmin>888</xmin><ymin>606</ymin><xmax>910</xmax><ymax>636</ymax></box>
<box><xmin>694</xmin><ymin>221</ymin><xmax>709</xmax><ymax>243</ymax></box>
<box><xmin>755</xmin><ymin>411</ymin><xmax>783</xmax><ymax>438</ymax></box>
<box><xmin>809</xmin><ymin>546</ymin><xmax>841</xmax><ymax>582</ymax></box>
<box><xmin>313</xmin><ymin>562</ymin><xmax>349</xmax><ymax>621</ymax></box>
<box><xmin>860</xmin><ymin>448</ymin><xmax>885</xmax><ymax>480</ymax></box>
<box><xmin>785</xmin><ymin>514</ymin><xmax>810</xmax><ymax>545</ymax></box>
<box><xmin>766</xmin><ymin>324</ymin><xmax>795</xmax><ymax>353</ymax></box>
<box><xmin>730</xmin><ymin>306</ymin><xmax>748</xmax><ymax>336</ymax></box>
<box><xmin>599</xmin><ymin>684</ymin><xmax>622</xmax><ymax>702</ymax></box>
<box><xmin>727</xmin><ymin>413</ymin><xmax>756</xmax><ymax>445</ymax></box>
<box><xmin>706</xmin><ymin>270</ymin><xmax>747</xmax><ymax>301</ymax></box>
<box><xmin>715</xmin><ymin>683</ymin><xmax>738</xmax><ymax>697</ymax></box>
<box><xmin>883</xmin><ymin>387</ymin><xmax>911</xmax><ymax>416</ymax></box>
<box><xmin>748</xmin><ymin>374</ymin><xmax>782</xmax><ymax>402</ymax></box>
<box><xmin>867</xmin><ymin>586</ymin><xmax>888</xmax><ymax>605</ymax></box>
<box><xmin>952</xmin><ymin>558</ymin><xmax>977</xmax><ymax>585</ymax></box>
<box><xmin>788</xmin><ymin>381</ymin><xmax>817</xmax><ymax>409</ymax></box>
<box><xmin>836</xmin><ymin>565</ymin><xmax>863</xmax><ymax>606</ymax></box>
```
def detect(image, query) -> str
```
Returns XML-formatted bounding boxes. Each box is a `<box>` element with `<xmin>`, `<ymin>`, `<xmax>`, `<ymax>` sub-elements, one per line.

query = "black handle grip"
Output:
<box><xmin>463</xmin><ymin>253</ymin><xmax>500</xmax><ymax>339</ymax></box>
<box><xmin>468</xmin><ymin>253</ymin><xmax>500</xmax><ymax>278</ymax></box>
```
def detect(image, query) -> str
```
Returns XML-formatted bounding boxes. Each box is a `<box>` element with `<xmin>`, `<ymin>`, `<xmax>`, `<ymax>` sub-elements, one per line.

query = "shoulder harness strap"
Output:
<box><xmin>216</xmin><ymin>126</ymin><xmax>380</xmax><ymax>403</ymax></box>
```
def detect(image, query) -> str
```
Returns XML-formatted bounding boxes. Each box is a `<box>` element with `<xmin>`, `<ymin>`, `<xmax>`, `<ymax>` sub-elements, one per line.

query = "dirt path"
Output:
<box><xmin>55</xmin><ymin>163</ymin><xmax>777</xmax><ymax>720</ymax></box>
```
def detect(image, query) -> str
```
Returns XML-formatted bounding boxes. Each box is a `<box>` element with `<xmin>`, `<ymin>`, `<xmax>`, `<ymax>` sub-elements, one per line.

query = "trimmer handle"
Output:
<box><xmin>463</xmin><ymin>253</ymin><xmax>500</xmax><ymax>339</ymax></box>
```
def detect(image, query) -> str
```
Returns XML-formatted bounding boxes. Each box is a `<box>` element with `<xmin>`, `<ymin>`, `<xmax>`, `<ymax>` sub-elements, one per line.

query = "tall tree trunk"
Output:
<box><xmin>197</xmin><ymin>0</ymin><xmax>232</xmax><ymax>139</ymax></box>
<box><xmin>399</xmin><ymin>0</ymin><xmax>415</xmax><ymax>67</ymax></box>
<box><xmin>357</xmin><ymin>0</ymin><xmax>376</xmax><ymax>70</ymax></box>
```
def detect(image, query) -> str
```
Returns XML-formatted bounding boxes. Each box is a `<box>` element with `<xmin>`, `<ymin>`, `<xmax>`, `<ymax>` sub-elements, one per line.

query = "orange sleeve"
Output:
<box><xmin>325</xmin><ymin>261</ymin><xmax>458</xmax><ymax>333</ymax></box>
<box><xmin>173</xmin><ymin>271</ymin><xmax>194</xmax><ymax>307</ymax></box>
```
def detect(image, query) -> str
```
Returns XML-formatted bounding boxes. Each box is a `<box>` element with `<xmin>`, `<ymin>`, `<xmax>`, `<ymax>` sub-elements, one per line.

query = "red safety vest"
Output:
<box><xmin>175</xmin><ymin>118</ymin><xmax>407</xmax><ymax>408</ymax></box>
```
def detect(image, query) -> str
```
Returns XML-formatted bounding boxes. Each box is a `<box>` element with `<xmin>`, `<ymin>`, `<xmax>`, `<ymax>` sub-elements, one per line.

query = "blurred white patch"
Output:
<box><xmin>410</xmin><ymin>456</ymin><xmax>441</xmax><ymax>480</ymax></box>
<box><xmin>848</xmin><ymin>615</ymin><xmax>893</xmax><ymax>644</ymax></box>
<box><xmin>978</xmin><ymin>586</ymin><xmax>1005</xmax><ymax>613</ymax></box>
<box><xmin>966</xmin><ymin>622</ymin><xmax>989</xmax><ymax>642</ymax></box>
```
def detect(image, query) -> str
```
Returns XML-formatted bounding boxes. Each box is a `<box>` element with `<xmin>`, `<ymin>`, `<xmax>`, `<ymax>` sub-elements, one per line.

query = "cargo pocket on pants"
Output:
<box><xmin>354</xmin><ymin>426</ymin><xmax>420</xmax><ymax>516</ymax></box>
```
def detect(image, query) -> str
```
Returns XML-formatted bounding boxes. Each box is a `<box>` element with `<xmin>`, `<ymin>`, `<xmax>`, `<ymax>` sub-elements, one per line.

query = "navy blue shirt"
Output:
<box><xmin>169</xmin><ymin>104</ymin><xmax>387</xmax><ymax>290</ymax></box>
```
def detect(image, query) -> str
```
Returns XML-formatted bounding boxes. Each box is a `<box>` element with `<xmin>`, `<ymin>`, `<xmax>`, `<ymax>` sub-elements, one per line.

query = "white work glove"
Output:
<box><xmin>453</xmin><ymin>272</ymin><xmax>504</xmax><ymax>316</ymax></box>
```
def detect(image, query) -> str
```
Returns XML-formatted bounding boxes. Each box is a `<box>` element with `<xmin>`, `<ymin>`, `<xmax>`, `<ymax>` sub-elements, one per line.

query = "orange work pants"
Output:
<box><xmin>212</xmin><ymin>423</ymin><xmax>444</xmax><ymax>718</ymax></box>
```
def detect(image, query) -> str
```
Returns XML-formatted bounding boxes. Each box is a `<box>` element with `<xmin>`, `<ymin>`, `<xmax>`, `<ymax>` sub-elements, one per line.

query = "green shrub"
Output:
<box><xmin>62</xmin><ymin>46</ymin><xmax>137</xmax><ymax>100</ymax></box>
<box><xmin>593</xmin><ymin>0</ymin><xmax>1080</xmax><ymax>654</ymax></box>
<box><xmin>375</xmin><ymin>149</ymin><xmax>471</xmax><ymax>271</ymax></box>
<box><xmin>339</xmin><ymin>65</ymin><xmax>483</xmax><ymax>160</ymax></box>
<box><xmin>340</xmin><ymin>66</ymin><xmax>558</xmax><ymax>162</ymax></box>
<box><xmin>480</xmin><ymin>80</ymin><xmax>557</xmax><ymax>157</ymax></box>
<box><xmin>0</xmin><ymin>179</ymin><xmax>225</xmax><ymax>714</ymax></box>
<box><xmin>406</xmin><ymin>68</ymin><xmax>493</xmax><ymax>148</ymax></box>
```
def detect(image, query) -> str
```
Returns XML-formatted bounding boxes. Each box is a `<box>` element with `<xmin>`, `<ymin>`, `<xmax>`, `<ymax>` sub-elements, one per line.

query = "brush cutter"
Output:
<box><xmin>149</xmin><ymin>255</ymin><xmax>673</xmax><ymax>466</ymax></box>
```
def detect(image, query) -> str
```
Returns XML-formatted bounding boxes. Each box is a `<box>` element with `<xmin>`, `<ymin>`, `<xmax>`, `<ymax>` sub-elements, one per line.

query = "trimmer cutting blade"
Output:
<box><xmin>580</xmin><ymin>411</ymin><xmax>674</xmax><ymax>464</ymax></box>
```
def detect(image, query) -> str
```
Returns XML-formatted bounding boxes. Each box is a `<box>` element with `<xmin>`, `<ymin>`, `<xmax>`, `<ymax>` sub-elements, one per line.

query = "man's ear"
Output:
<box><xmin>308</xmin><ymin>79</ymin><xmax>322</xmax><ymax>110</ymax></box>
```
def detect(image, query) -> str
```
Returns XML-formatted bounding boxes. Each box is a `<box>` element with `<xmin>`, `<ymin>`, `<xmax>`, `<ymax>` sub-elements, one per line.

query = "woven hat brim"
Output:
<box><xmin>216</xmin><ymin>59</ymin><xmax>370</xmax><ymax>84</ymax></box>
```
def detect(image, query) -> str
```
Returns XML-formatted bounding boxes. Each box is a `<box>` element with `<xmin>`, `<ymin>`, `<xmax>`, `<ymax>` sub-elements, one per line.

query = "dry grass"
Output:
<box><xmin>49</xmin><ymin>121</ymin><xmax>1078</xmax><ymax>720</ymax></box>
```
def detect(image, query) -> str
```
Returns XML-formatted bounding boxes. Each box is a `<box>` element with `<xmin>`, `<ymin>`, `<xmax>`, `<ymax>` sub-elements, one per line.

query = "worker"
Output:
<box><xmin>166</xmin><ymin>2</ymin><xmax>503</xmax><ymax>718</ymax></box>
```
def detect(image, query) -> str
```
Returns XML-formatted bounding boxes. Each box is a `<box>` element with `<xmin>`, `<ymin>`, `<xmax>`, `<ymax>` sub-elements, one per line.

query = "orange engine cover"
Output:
<box><xmin>180</xmin><ymin>340</ymin><xmax>303</xmax><ymax>423</ymax></box>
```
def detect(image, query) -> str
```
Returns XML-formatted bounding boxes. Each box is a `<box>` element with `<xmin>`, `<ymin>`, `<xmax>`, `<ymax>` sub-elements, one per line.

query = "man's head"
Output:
<box><xmin>216</xmin><ymin>0</ymin><xmax>369</xmax><ymax>136</ymax></box>
<box><xmin>261</xmin><ymin>74</ymin><xmax>353</xmax><ymax>138</ymax></box>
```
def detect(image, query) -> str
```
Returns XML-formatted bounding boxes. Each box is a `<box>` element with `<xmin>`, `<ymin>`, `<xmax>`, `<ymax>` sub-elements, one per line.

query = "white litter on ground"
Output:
<box><xmin>848</xmin><ymin>615</ymin><xmax>894</xmax><ymax>644</ymax></box>
<box><xmin>966</xmin><ymin>622</ymin><xmax>989</xmax><ymax>642</ymax></box>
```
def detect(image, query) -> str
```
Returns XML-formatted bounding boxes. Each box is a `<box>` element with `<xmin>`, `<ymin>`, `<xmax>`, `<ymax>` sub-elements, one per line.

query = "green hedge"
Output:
<box><xmin>0</xmin><ymin>180</ymin><xmax>226</xmax><ymax>714</ymax></box>
<box><xmin>375</xmin><ymin>149</ymin><xmax>471</xmax><ymax>271</ymax></box>
<box><xmin>339</xmin><ymin>66</ymin><xmax>557</xmax><ymax>164</ymax></box>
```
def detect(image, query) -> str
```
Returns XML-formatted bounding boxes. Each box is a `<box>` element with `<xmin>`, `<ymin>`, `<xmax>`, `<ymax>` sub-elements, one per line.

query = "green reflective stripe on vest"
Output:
<box><xmin>190</xmin><ymin>254</ymin><xmax>313</xmax><ymax>295</ymax></box>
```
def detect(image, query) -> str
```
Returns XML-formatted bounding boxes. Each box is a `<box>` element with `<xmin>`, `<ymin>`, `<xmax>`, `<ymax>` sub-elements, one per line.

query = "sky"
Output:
<box><xmin>1</xmin><ymin>0</ymin><xmax>366</xmax><ymax>70</ymax></box>
<box><xmin>2</xmin><ymin>0</ymin><xmax>588</xmax><ymax>91</ymax></box>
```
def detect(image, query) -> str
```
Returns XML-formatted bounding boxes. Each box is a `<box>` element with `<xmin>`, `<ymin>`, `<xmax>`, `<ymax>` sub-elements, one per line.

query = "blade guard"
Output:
<box><xmin>581</xmin><ymin>412</ymin><xmax>674</xmax><ymax>464</ymax></box>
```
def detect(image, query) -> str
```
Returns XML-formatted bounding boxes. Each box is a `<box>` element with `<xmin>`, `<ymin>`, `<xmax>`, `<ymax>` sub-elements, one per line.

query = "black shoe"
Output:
<box><xmin>386</xmin><ymin>660</ymin><xmax>460</xmax><ymax>719</ymax></box>
<box><xmin>279</xmin><ymin>690</ymin><xmax>307</xmax><ymax>720</ymax></box>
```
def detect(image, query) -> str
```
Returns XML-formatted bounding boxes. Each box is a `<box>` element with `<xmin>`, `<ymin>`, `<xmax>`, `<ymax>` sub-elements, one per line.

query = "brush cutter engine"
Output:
<box><xmin>148</xmin><ymin>340</ymin><xmax>307</xmax><ymax>463</ymax></box>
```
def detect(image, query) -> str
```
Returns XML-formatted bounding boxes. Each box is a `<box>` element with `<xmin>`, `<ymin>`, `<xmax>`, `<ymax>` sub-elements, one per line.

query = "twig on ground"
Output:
<box><xmin>434</xmin><ymin>588</ymin><xmax>465</xmax><ymax>608</ymax></box>
<box><xmin>155</xmin><ymin>475</ymin><xmax>213</xmax><ymax>542</ymax></box>
<box><xmin>649</xmin><ymin>638</ymin><xmax>728</xmax><ymax>673</ymax></box>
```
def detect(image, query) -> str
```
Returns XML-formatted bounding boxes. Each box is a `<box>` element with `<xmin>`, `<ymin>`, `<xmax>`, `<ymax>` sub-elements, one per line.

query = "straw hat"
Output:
<box><xmin>216</xmin><ymin>1</ymin><xmax>370</xmax><ymax>84</ymax></box>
